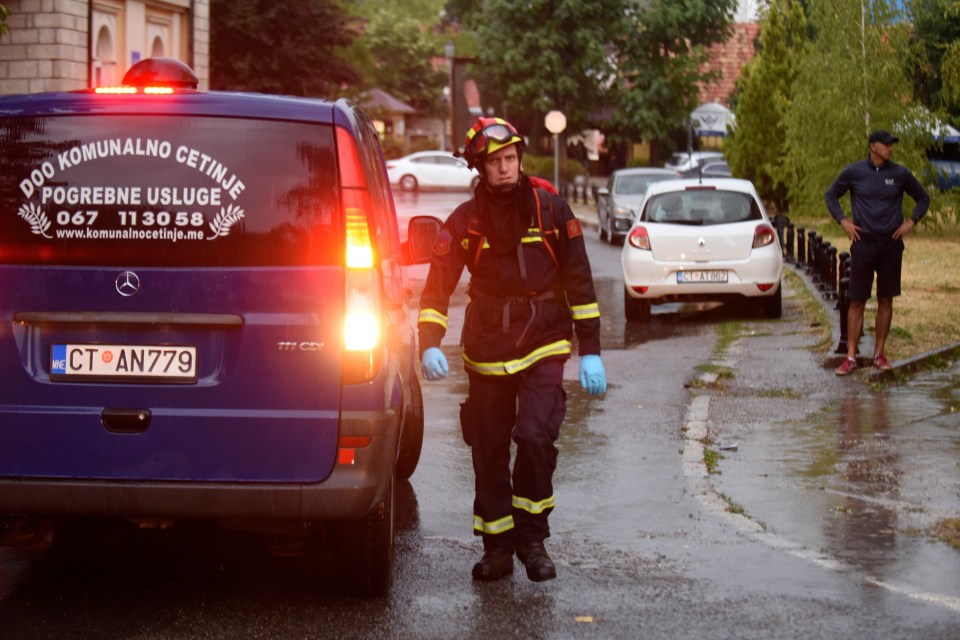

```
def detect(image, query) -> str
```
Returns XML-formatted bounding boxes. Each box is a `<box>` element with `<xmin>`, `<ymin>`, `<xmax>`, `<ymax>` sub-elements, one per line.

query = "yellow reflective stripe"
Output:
<box><xmin>418</xmin><ymin>308</ymin><xmax>448</xmax><ymax>328</ymax></box>
<box><xmin>473</xmin><ymin>514</ymin><xmax>515</xmax><ymax>535</ymax></box>
<box><xmin>521</xmin><ymin>228</ymin><xmax>544</xmax><ymax>244</ymax></box>
<box><xmin>461</xmin><ymin>238</ymin><xmax>490</xmax><ymax>250</ymax></box>
<box><xmin>512</xmin><ymin>494</ymin><xmax>556</xmax><ymax>515</ymax></box>
<box><xmin>462</xmin><ymin>339</ymin><xmax>572</xmax><ymax>375</ymax></box>
<box><xmin>570</xmin><ymin>302</ymin><xmax>600</xmax><ymax>320</ymax></box>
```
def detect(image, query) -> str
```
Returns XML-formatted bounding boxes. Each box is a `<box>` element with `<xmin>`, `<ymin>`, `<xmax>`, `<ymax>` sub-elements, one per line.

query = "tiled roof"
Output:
<box><xmin>361</xmin><ymin>88</ymin><xmax>416</xmax><ymax>114</ymax></box>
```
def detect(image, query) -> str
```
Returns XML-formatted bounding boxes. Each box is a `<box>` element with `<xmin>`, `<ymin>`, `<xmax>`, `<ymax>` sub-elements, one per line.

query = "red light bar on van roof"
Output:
<box><xmin>94</xmin><ymin>86</ymin><xmax>175</xmax><ymax>95</ymax></box>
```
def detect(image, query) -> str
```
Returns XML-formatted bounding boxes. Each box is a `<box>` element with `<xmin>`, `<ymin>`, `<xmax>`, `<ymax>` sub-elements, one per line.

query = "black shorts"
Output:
<box><xmin>848</xmin><ymin>234</ymin><xmax>904</xmax><ymax>301</ymax></box>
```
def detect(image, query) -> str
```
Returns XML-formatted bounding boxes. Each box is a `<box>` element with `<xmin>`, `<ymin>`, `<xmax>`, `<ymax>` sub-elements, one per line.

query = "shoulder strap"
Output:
<box><xmin>533</xmin><ymin>188</ymin><xmax>561</xmax><ymax>269</ymax></box>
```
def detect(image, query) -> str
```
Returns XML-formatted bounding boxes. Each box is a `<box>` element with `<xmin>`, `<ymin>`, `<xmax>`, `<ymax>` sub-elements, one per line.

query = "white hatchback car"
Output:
<box><xmin>386</xmin><ymin>150</ymin><xmax>480</xmax><ymax>192</ymax></box>
<box><xmin>621</xmin><ymin>178</ymin><xmax>783</xmax><ymax>322</ymax></box>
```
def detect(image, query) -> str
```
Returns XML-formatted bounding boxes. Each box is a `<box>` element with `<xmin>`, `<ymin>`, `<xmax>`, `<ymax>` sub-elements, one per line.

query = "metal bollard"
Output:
<box><xmin>796</xmin><ymin>227</ymin><xmax>806</xmax><ymax>267</ymax></box>
<box><xmin>836</xmin><ymin>252</ymin><xmax>850</xmax><ymax>310</ymax></box>
<box><xmin>825</xmin><ymin>245</ymin><xmax>838</xmax><ymax>298</ymax></box>
<box><xmin>806</xmin><ymin>231</ymin><xmax>817</xmax><ymax>273</ymax></box>
<box><xmin>807</xmin><ymin>232</ymin><xmax>819</xmax><ymax>276</ymax></box>
<box><xmin>836</xmin><ymin>274</ymin><xmax>850</xmax><ymax>354</ymax></box>
<box><xmin>817</xmin><ymin>240</ymin><xmax>832</xmax><ymax>294</ymax></box>
<box><xmin>785</xmin><ymin>223</ymin><xmax>795</xmax><ymax>263</ymax></box>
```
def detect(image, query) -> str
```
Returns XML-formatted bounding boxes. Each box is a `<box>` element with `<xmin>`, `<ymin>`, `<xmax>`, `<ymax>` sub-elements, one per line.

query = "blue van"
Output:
<box><xmin>0</xmin><ymin>59</ymin><xmax>429</xmax><ymax>595</ymax></box>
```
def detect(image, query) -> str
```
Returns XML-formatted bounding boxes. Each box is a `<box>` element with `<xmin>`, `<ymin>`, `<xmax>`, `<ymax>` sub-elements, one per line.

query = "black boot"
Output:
<box><xmin>471</xmin><ymin>548</ymin><xmax>514</xmax><ymax>581</ymax></box>
<box><xmin>516</xmin><ymin>542</ymin><xmax>556</xmax><ymax>582</ymax></box>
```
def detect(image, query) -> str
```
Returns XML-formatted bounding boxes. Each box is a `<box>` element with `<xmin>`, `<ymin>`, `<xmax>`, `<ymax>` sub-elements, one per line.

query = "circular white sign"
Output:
<box><xmin>544</xmin><ymin>110</ymin><xmax>567</xmax><ymax>134</ymax></box>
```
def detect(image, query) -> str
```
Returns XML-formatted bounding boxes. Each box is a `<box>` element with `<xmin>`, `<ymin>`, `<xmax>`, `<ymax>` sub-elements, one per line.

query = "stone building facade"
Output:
<box><xmin>0</xmin><ymin>0</ymin><xmax>209</xmax><ymax>96</ymax></box>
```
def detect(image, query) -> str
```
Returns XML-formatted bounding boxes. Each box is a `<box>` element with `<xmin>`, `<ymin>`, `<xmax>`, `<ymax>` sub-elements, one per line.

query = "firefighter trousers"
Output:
<box><xmin>461</xmin><ymin>358</ymin><xmax>567</xmax><ymax>551</ymax></box>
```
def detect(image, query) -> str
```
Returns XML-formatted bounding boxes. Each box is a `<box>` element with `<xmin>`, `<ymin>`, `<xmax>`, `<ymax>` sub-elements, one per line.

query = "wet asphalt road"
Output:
<box><xmin>0</xmin><ymin>190</ymin><xmax>958</xmax><ymax>638</ymax></box>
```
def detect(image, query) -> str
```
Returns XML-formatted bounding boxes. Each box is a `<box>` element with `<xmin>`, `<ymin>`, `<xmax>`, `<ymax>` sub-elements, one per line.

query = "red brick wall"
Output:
<box><xmin>698</xmin><ymin>22</ymin><xmax>759</xmax><ymax>107</ymax></box>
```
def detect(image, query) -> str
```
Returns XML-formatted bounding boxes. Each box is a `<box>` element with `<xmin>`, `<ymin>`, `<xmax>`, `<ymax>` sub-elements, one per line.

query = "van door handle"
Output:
<box><xmin>101</xmin><ymin>408</ymin><xmax>152</xmax><ymax>433</ymax></box>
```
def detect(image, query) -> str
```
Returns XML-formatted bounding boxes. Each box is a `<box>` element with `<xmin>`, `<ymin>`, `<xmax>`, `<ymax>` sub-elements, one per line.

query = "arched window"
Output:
<box><xmin>151</xmin><ymin>36</ymin><xmax>166</xmax><ymax>58</ymax></box>
<box><xmin>92</xmin><ymin>21</ymin><xmax>118</xmax><ymax>87</ymax></box>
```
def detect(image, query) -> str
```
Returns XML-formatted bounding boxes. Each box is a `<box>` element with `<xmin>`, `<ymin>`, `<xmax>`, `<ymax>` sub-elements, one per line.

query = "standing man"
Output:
<box><xmin>418</xmin><ymin>117</ymin><xmax>606</xmax><ymax>582</ymax></box>
<box><xmin>825</xmin><ymin>129</ymin><xmax>930</xmax><ymax>375</ymax></box>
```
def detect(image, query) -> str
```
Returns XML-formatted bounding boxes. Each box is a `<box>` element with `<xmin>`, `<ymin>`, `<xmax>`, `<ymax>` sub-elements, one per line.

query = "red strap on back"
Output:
<box><xmin>533</xmin><ymin>189</ymin><xmax>560</xmax><ymax>269</ymax></box>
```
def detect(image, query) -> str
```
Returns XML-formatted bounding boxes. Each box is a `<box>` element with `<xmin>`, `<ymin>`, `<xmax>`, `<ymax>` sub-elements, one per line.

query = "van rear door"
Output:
<box><xmin>0</xmin><ymin>113</ymin><xmax>345</xmax><ymax>483</ymax></box>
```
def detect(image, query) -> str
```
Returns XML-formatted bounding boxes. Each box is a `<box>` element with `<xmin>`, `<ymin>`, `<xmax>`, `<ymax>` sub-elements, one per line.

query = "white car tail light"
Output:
<box><xmin>753</xmin><ymin>223</ymin><xmax>776</xmax><ymax>248</ymax></box>
<box><xmin>627</xmin><ymin>226</ymin><xmax>651</xmax><ymax>250</ymax></box>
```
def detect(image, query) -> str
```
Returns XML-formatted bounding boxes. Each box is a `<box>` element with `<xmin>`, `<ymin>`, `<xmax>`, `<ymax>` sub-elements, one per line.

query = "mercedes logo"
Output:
<box><xmin>115</xmin><ymin>271</ymin><xmax>141</xmax><ymax>297</ymax></box>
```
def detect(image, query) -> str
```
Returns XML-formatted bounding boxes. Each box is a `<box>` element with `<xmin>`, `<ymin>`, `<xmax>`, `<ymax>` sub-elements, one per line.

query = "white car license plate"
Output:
<box><xmin>678</xmin><ymin>270</ymin><xmax>728</xmax><ymax>283</ymax></box>
<box><xmin>51</xmin><ymin>344</ymin><xmax>198</xmax><ymax>382</ymax></box>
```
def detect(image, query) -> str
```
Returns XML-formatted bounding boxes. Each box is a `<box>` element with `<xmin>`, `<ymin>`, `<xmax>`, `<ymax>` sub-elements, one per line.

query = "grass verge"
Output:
<box><xmin>800</xmin><ymin>219</ymin><xmax>960</xmax><ymax>359</ymax></box>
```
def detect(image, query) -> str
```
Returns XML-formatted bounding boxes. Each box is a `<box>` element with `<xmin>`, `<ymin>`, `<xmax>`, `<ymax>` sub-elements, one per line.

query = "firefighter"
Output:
<box><xmin>418</xmin><ymin>117</ymin><xmax>606</xmax><ymax>582</ymax></box>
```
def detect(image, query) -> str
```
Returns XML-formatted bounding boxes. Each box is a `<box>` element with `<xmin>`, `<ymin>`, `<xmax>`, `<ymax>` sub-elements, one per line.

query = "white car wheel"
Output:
<box><xmin>399</xmin><ymin>175</ymin><xmax>418</xmax><ymax>192</ymax></box>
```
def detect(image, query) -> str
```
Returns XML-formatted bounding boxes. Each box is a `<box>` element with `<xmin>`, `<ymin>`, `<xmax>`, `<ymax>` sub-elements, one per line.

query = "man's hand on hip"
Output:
<box><xmin>892</xmin><ymin>218</ymin><xmax>915</xmax><ymax>240</ymax></box>
<box><xmin>840</xmin><ymin>218</ymin><xmax>861</xmax><ymax>242</ymax></box>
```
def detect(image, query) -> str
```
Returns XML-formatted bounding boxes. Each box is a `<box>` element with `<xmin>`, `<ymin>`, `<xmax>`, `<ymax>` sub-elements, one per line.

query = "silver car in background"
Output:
<box><xmin>596</xmin><ymin>167</ymin><xmax>681</xmax><ymax>244</ymax></box>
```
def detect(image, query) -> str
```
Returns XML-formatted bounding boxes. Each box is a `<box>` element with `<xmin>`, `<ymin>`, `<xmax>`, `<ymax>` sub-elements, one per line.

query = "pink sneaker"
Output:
<box><xmin>835</xmin><ymin>357</ymin><xmax>857</xmax><ymax>376</ymax></box>
<box><xmin>873</xmin><ymin>354</ymin><xmax>894</xmax><ymax>371</ymax></box>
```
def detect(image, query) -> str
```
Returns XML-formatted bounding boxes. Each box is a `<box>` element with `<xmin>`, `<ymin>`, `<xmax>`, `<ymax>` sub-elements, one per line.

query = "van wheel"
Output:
<box><xmin>335</xmin><ymin>476</ymin><xmax>395</xmax><ymax>596</ymax></box>
<box><xmin>760</xmin><ymin>285</ymin><xmax>782</xmax><ymax>319</ymax></box>
<box><xmin>399</xmin><ymin>175</ymin><xmax>418</xmax><ymax>192</ymax></box>
<box><xmin>624</xmin><ymin>287</ymin><xmax>651</xmax><ymax>323</ymax></box>
<box><xmin>395</xmin><ymin>375</ymin><xmax>424</xmax><ymax>481</ymax></box>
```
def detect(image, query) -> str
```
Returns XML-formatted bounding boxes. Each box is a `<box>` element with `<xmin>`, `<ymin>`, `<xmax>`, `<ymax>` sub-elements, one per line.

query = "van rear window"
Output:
<box><xmin>0</xmin><ymin>115</ymin><xmax>341</xmax><ymax>266</ymax></box>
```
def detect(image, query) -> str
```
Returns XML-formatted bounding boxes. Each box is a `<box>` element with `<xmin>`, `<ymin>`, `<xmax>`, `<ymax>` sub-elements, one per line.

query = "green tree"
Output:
<box><xmin>358</xmin><ymin>10</ymin><xmax>448</xmax><ymax>118</ymax></box>
<box><xmin>783</xmin><ymin>0</ymin><xmax>926</xmax><ymax>216</ymax></box>
<box><xmin>464</xmin><ymin>0</ymin><xmax>630</xmax><ymax>138</ymax></box>
<box><xmin>456</xmin><ymin>0</ymin><xmax>735</xmax><ymax>151</ymax></box>
<box><xmin>907</xmin><ymin>0</ymin><xmax>960</xmax><ymax>122</ymax></box>
<box><xmin>726</xmin><ymin>0</ymin><xmax>807</xmax><ymax>214</ymax></box>
<box><xmin>209</xmin><ymin>0</ymin><xmax>359</xmax><ymax>96</ymax></box>
<box><xmin>609</xmin><ymin>0</ymin><xmax>738</xmax><ymax>147</ymax></box>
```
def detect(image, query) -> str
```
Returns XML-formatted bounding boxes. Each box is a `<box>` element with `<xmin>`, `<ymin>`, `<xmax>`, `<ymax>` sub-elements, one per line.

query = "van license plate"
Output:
<box><xmin>678</xmin><ymin>270</ymin><xmax>728</xmax><ymax>283</ymax></box>
<box><xmin>51</xmin><ymin>344</ymin><xmax>198</xmax><ymax>382</ymax></box>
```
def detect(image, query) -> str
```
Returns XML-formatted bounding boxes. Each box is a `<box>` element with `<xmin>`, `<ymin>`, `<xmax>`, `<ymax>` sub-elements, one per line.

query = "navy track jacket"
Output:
<box><xmin>825</xmin><ymin>157</ymin><xmax>930</xmax><ymax>235</ymax></box>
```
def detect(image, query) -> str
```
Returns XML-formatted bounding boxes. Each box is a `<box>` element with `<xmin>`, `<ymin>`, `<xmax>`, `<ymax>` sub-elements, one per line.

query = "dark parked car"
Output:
<box><xmin>0</xmin><ymin>58</ymin><xmax>432</xmax><ymax>596</ymax></box>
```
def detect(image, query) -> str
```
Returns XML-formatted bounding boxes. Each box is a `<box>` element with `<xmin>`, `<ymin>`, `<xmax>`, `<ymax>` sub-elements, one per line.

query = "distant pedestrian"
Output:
<box><xmin>825</xmin><ymin>129</ymin><xmax>930</xmax><ymax>375</ymax></box>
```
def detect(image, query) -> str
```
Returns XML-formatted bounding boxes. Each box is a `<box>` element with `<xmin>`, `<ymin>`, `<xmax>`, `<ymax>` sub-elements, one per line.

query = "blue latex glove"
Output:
<box><xmin>579</xmin><ymin>354</ymin><xmax>606</xmax><ymax>396</ymax></box>
<box><xmin>421</xmin><ymin>347</ymin><xmax>449</xmax><ymax>381</ymax></box>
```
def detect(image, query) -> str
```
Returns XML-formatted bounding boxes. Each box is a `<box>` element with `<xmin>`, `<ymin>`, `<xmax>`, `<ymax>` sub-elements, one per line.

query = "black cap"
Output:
<box><xmin>868</xmin><ymin>129</ymin><xmax>898</xmax><ymax>145</ymax></box>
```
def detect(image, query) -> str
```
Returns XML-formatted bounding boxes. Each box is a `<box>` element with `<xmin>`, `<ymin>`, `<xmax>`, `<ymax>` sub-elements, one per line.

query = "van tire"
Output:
<box><xmin>335</xmin><ymin>475</ymin><xmax>395</xmax><ymax>596</ymax></box>
<box><xmin>395</xmin><ymin>375</ymin><xmax>424</xmax><ymax>481</ymax></box>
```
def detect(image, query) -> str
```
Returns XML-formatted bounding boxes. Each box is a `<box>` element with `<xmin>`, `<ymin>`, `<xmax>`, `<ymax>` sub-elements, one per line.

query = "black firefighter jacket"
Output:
<box><xmin>418</xmin><ymin>187</ymin><xmax>601</xmax><ymax>376</ymax></box>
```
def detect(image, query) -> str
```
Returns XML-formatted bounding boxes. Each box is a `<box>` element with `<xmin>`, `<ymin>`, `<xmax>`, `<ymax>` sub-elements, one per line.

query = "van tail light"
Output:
<box><xmin>338</xmin><ymin>127</ymin><xmax>383</xmax><ymax>385</ymax></box>
<box><xmin>627</xmin><ymin>226</ymin><xmax>651</xmax><ymax>250</ymax></box>
<box><xmin>753</xmin><ymin>223</ymin><xmax>776</xmax><ymax>248</ymax></box>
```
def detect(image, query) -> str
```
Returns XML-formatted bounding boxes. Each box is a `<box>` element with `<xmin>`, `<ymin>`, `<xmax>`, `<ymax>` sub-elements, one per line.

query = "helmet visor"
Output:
<box><xmin>468</xmin><ymin>123</ymin><xmax>519</xmax><ymax>156</ymax></box>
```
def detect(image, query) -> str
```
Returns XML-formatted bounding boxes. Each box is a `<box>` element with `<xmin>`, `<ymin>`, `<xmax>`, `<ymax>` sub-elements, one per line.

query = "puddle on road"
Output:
<box><xmin>731</xmin><ymin>362</ymin><xmax>960</xmax><ymax>592</ymax></box>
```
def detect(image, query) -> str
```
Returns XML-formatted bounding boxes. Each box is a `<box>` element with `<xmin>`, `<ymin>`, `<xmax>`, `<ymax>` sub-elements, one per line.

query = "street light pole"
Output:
<box><xmin>445</xmin><ymin>42</ymin><xmax>455</xmax><ymax>153</ymax></box>
<box><xmin>544</xmin><ymin>110</ymin><xmax>567</xmax><ymax>190</ymax></box>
